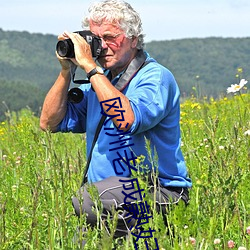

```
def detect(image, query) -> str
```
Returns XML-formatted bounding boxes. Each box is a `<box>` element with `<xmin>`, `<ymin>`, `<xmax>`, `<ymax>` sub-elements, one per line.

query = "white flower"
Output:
<box><xmin>227</xmin><ymin>79</ymin><xmax>248</xmax><ymax>93</ymax></box>
<box><xmin>238</xmin><ymin>247</ymin><xmax>246</xmax><ymax>250</ymax></box>
<box><xmin>244</xmin><ymin>130</ymin><xmax>250</xmax><ymax>136</ymax></box>
<box><xmin>214</xmin><ymin>238</ymin><xmax>221</xmax><ymax>244</ymax></box>
<box><xmin>20</xmin><ymin>207</ymin><xmax>25</xmax><ymax>214</ymax></box>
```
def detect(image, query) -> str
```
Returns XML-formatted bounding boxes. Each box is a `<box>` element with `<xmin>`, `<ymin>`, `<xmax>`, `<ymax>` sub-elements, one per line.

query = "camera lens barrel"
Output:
<box><xmin>68</xmin><ymin>88</ymin><xmax>84</xmax><ymax>103</ymax></box>
<box><xmin>56</xmin><ymin>39</ymin><xmax>75</xmax><ymax>58</ymax></box>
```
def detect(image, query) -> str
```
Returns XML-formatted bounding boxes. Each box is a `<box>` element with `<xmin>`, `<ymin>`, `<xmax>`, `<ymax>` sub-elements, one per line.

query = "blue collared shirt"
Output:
<box><xmin>58</xmin><ymin>52</ymin><xmax>192</xmax><ymax>188</ymax></box>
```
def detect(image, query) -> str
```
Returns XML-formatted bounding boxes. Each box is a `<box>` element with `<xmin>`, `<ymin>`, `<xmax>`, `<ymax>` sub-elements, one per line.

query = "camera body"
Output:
<box><xmin>56</xmin><ymin>30</ymin><xmax>102</xmax><ymax>58</ymax></box>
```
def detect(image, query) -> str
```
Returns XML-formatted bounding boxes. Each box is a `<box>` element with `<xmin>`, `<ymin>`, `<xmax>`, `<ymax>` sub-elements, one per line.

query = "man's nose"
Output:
<box><xmin>101</xmin><ymin>38</ymin><xmax>108</xmax><ymax>49</ymax></box>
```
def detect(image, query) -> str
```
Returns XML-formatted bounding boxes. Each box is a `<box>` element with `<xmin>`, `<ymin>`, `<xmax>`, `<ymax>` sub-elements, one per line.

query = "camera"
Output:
<box><xmin>56</xmin><ymin>30</ymin><xmax>102</xmax><ymax>58</ymax></box>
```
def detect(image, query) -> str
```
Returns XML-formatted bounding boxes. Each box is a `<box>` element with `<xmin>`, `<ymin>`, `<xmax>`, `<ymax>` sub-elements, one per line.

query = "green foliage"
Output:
<box><xmin>0</xmin><ymin>109</ymin><xmax>85</xmax><ymax>249</ymax></box>
<box><xmin>0</xmin><ymin>29</ymin><xmax>60</xmax><ymax>88</ymax></box>
<box><xmin>0</xmin><ymin>93</ymin><xmax>249</xmax><ymax>249</ymax></box>
<box><xmin>0</xmin><ymin>29</ymin><xmax>62</xmax><ymax>121</ymax></box>
<box><xmin>1</xmin><ymin>29</ymin><xmax>250</xmax><ymax>120</ymax></box>
<box><xmin>0</xmin><ymin>79</ymin><xmax>46</xmax><ymax>121</ymax></box>
<box><xmin>146</xmin><ymin>37</ymin><xmax>250</xmax><ymax>98</ymax></box>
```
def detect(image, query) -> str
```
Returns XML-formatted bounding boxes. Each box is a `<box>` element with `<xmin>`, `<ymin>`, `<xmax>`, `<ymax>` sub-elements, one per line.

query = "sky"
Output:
<box><xmin>1</xmin><ymin>0</ymin><xmax>250</xmax><ymax>42</ymax></box>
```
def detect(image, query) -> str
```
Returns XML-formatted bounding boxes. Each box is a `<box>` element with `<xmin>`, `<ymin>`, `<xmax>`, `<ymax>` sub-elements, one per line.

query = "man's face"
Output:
<box><xmin>89</xmin><ymin>20</ymin><xmax>138</xmax><ymax>73</ymax></box>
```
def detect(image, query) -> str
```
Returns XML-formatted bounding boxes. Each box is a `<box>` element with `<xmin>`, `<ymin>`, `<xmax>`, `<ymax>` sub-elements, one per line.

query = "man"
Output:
<box><xmin>40</xmin><ymin>0</ymin><xmax>192</xmax><ymax>245</ymax></box>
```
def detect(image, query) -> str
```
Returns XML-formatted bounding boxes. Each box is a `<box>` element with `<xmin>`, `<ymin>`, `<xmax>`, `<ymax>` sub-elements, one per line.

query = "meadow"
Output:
<box><xmin>0</xmin><ymin>90</ymin><xmax>249</xmax><ymax>249</ymax></box>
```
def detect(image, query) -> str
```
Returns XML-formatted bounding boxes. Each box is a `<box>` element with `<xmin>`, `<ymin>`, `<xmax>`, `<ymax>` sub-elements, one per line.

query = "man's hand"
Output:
<box><xmin>56</xmin><ymin>33</ymin><xmax>79</xmax><ymax>71</ymax></box>
<box><xmin>62</xmin><ymin>31</ymin><xmax>96</xmax><ymax>72</ymax></box>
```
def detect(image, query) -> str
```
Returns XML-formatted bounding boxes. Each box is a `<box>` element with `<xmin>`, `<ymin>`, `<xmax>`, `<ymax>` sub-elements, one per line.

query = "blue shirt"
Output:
<box><xmin>58</xmin><ymin>52</ymin><xmax>192</xmax><ymax>188</ymax></box>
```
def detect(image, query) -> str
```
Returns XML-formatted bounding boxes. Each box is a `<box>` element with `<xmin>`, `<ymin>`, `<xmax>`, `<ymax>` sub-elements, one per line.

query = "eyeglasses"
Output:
<box><xmin>96</xmin><ymin>33</ymin><xmax>124</xmax><ymax>46</ymax></box>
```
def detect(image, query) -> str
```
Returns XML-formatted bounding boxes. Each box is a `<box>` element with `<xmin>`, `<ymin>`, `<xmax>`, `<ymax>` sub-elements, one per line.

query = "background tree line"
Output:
<box><xmin>0</xmin><ymin>28</ymin><xmax>249</xmax><ymax>121</ymax></box>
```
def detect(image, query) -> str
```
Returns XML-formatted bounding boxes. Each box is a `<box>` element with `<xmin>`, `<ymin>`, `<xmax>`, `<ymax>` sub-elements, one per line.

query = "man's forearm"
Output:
<box><xmin>40</xmin><ymin>70</ymin><xmax>71</xmax><ymax>132</ymax></box>
<box><xmin>90</xmin><ymin>73</ymin><xmax>134</xmax><ymax>131</ymax></box>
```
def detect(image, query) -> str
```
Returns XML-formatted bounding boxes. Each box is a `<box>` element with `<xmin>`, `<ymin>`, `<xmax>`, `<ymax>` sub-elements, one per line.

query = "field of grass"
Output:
<box><xmin>0</xmin><ymin>92</ymin><xmax>249</xmax><ymax>250</ymax></box>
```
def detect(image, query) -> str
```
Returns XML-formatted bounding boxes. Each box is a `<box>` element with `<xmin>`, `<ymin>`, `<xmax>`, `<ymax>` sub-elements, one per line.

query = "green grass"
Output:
<box><xmin>0</xmin><ymin>93</ymin><xmax>249</xmax><ymax>249</ymax></box>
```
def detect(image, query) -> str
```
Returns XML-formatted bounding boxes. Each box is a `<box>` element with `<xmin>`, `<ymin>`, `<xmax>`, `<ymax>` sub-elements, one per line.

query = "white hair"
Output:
<box><xmin>82</xmin><ymin>0</ymin><xmax>145</xmax><ymax>49</ymax></box>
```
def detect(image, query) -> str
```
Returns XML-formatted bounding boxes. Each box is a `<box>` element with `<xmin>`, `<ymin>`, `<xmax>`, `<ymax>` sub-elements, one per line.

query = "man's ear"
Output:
<box><xmin>131</xmin><ymin>36</ymin><xmax>139</xmax><ymax>48</ymax></box>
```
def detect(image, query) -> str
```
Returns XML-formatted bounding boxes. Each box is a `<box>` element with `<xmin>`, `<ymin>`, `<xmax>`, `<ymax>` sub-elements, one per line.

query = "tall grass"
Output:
<box><xmin>0</xmin><ymin>93</ymin><xmax>249</xmax><ymax>249</ymax></box>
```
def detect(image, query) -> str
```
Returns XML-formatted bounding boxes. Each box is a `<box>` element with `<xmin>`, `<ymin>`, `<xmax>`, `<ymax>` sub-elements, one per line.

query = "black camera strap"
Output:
<box><xmin>81</xmin><ymin>50</ymin><xmax>149</xmax><ymax>186</ymax></box>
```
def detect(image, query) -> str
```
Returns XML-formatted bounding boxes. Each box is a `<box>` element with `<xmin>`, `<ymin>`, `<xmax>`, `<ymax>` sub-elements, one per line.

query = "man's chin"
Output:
<box><xmin>98</xmin><ymin>58</ymin><xmax>113</xmax><ymax>69</ymax></box>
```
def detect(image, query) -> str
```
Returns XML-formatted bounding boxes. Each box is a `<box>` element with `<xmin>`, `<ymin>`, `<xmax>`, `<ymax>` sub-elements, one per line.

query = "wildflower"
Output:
<box><xmin>42</xmin><ymin>213</ymin><xmax>48</xmax><ymax>221</ymax></box>
<box><xmin>228</xmin><ymin>240</ymin><xmax>235</xmax><ymax>248</ymax></box>
<box><xmin>189</xmin><ymin>237</ymin><xmax>196</xmax><ymax>246</ymax></box>
<box><xmin>237</xmin><ymin>67</ymin><xmax>243</xmax><ymax>73</ymax></box>
<box><xmin>244</xmin><ymin>130</ymin><xmax>250</xmax><ymax>136</ymax></box>
<box><xmin>191</xmin><ymin>103</ymin><xmax>201</xmax><ymax>109</ymax></box>
<box><xmin>246</xmin><ymin>226</ymin><xmax>250</xmax><ymax>235</ymax></box>
<box><xmin>196</xmin><ymin>180</ymin><xmax>202</xmax><ymax>185</ymax></box>
<box><xmin>218</xmin><ymin>145</ymin><xmax>224</xmax><ymax>150</ymax></box>
<box><xmin>227</xmin><ymin>79</ymin><xmax>248</xmax><ymax>93</ymax></box>
<box><xmin>20</xmin><ymin>207</ymin><xmax>25</xmax><ymax>214</ymax></box>
<box><xmin>214</xmin><ymin>238</ymin><xmax>221</xmax><ymax>244</ymax></box>
<box><xmin>12</xmin><ymin>185</ymin><xmax>18</xmax><ymax>192</ymax></box>
<box><xmin>135</xmin><ymin>155</ymin><xmax>145</xmax><ymax>165</ymax></box>
<box><xmin>238</xmin><ymin>247</ymin><xmax>246</xmax><ymax>250</ymax></box>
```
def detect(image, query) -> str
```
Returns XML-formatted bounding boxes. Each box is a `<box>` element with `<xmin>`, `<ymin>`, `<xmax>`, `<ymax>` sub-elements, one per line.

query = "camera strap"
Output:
<box><xmin>81</xmin><ymin>50</ymin><xmax>150</xmax><ymax>185</ymax></box>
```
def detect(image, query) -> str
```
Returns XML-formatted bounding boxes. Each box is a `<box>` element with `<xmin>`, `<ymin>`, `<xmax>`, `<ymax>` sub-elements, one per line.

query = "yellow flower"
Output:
<box><xmin>237</xmin><ymin>67</ymin><xmax>243</xmax><ymax>73</ymax></box>
<box><xmin>191</xmin><ymin>103</ymin><xmax>201</xmax><ymax>109</ymax></box>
